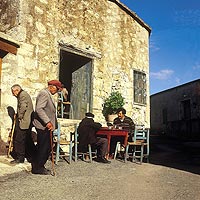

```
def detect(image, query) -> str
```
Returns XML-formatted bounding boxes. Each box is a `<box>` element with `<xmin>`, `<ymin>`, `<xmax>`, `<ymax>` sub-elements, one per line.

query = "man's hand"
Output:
<box><xmin>46</xmin><ymin>122</ymin><xmax>54</xmax><ymax>131</ymax></box>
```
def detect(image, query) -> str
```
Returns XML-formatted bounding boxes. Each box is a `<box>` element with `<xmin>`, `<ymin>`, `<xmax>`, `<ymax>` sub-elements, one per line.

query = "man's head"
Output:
<box><xmin>48</xmin><ymin>80</ymin><xmax>62</xmax><ymax>95</ymax></box>
<box><xmin>85</xmin><ymin>112</ymin><xmax>94</xmax><ymax>118</ymax></box>
<box><xmin>116</xmin><ymin>108</ymin><xmax>126</xmax><ymax>120</ymax></box>
<box><xmin>11</xmin><ymin>84</ymin><xmax>22</xmax><ymax>97</ymax></box>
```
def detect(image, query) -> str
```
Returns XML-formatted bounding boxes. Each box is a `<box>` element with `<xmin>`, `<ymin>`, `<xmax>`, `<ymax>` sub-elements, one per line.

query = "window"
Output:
<box><xmin>133</xmin><ymin>70</ymin><xmax>147</xmax><ymax>104</ymax></box>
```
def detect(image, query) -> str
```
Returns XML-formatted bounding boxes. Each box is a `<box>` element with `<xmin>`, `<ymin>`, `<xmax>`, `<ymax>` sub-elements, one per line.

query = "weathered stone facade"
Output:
<box><xmin>0</xmin><ymin>0</ymin><xmax>151</xmax><ymax>153</ymax></box>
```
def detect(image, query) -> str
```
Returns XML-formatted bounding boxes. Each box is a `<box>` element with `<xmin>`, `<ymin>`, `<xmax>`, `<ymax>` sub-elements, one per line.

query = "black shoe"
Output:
<box><xmin>10</xmin><ymin>159</ymin><xmax>24</xmax><ymax>164</ymax></box>
<box><xmin>102</xmin><ymin>158</ymin><xmax>111</xmax><ymax>164</ymax></box>
<box><xmin>95</xmin><ymin>157</ymin><xmax>111</xmax><ymax>164</ymax></box>
<box><xmin>31</xmin><ymin>168</ymin><xmax>51</xmax><ymax>175</ymax></box>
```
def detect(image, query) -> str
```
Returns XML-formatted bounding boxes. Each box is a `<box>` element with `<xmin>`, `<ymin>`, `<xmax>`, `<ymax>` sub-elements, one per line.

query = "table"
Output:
<box><xmin>96</xmin><ymin>127</ymin><xmax>129</xmax><ymax>156</ymax></box>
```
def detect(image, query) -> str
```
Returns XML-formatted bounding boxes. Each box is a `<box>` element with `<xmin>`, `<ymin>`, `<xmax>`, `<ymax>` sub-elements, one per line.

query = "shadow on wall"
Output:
<box><xmin>0</xmin><ymin>137</ymin><xmax>7</xmax><ymax>155</ymax></box>
<box><xmin>0</xmin><ymin>106</ymin><xmax>16</xmax><ymax>155</ymax></box>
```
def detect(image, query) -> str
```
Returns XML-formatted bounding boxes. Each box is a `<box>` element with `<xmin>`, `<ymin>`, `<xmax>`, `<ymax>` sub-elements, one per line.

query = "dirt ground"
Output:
<box><xmin>0</xmin><ymin>135</ymin><xmax>200</xmax><ymax>200</ymax></box>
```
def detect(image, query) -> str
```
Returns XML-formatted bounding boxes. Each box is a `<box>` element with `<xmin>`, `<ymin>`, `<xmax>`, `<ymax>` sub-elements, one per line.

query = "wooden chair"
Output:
<box><xmin>53</xmin><ymin>123</ymin><xmax>73</xmax><ymax>164</ymax></box>
<box><xmin>57</xmin><ymin>92</ymin><xmax>74</xmax><ymax>118</ymax></box>
<box><xmin>124</xmin><ymin>127</ymin><xmax>150</xmax><ymax>164</ymax></box>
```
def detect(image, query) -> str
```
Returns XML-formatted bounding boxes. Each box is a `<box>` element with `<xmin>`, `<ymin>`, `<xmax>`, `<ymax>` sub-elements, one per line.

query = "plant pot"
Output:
<box><xmin>107</xmin><ymin>114</ymin><xmax>117</xmax><ymax>123</ymax></box>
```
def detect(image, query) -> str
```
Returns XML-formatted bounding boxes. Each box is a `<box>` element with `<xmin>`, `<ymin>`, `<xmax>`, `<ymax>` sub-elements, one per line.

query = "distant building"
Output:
<box><xmin>150</xmin><ymin>79</ymin><xmax>200</xmax><ymax>139</ymax></box>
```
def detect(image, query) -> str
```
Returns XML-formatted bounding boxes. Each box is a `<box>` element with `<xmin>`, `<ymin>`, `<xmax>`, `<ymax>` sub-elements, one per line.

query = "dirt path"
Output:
<box><xmin>0</xmin><ymin>136</ymin><xmax>200</xmax><ymax>200</ymax></box>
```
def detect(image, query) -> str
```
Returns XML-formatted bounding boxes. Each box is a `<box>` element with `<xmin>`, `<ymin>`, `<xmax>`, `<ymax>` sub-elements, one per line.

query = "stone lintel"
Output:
<box><xmin>58</xmin><ymin>42</ymin><xmax>102</xmax><ymax>59</ymax></box>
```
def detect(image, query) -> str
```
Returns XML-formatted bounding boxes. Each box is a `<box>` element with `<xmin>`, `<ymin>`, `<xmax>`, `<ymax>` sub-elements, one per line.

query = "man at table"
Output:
<box><xmin>113</xmin><ymin>108</ymin><xmax>135</xmax><ymax>132</ymax></box>
<box><xmin>77</xmin><ymin>112</ymin><xmax>111</xmax><ymax>164</ymax></box>
<box><xmin>110</xmin><ymin>108</ymin><xmax>135</xmax><ymax>156</ymax></box>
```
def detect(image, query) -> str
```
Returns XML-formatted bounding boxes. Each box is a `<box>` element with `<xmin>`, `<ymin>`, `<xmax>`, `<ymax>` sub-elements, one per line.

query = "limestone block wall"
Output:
<box><xmin>0</xmin><ymin>0</ymin><xmax>150</xmax><ymax>152</ymax></box>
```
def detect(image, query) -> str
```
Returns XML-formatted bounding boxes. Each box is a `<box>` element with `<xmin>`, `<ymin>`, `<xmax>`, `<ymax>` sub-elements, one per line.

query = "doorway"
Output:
<box><xmin>59</xmin><ymin>49</ymin><xmax>93</xmax><ymax>120</ymax></box>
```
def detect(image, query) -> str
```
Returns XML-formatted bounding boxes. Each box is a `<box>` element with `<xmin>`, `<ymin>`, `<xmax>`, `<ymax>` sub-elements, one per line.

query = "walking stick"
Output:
<box><xmin>50</xmin><ymin>130</ymin><xmax>56</xmax><ymax>176</ymax></box>
<box><xmin>7</xmin><ymin>115</ymin><xmax>16</xmax><ymax>158</ymax></box>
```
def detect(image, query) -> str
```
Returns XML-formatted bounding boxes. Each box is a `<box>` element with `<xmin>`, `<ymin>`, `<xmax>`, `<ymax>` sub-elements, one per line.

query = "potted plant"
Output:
<box><xmin>102</xmin><ymin>91</ymin><xmax>125</xmax><ymax>122</ymax></box>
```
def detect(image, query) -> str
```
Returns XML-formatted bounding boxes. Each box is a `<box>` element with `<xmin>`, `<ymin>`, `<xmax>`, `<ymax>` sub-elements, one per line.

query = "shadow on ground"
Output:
<box><xmin>149</xmin><ymin>135</ymin><xmax>200</xmax><ymax>175</ymax></box>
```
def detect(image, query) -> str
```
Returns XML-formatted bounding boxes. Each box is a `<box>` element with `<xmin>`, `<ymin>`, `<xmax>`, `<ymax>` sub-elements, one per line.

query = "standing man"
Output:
<box><xmin>10</xmin><ymin>84</ymin><xmax>34</xmax><ymax>163</ymax></box>
<box><xmin>32</xmin><ymin>80</ymin><xmax>62</xmax><ymax>175</ymax></box>
<box><xmin>78</xmin><ymin>112</ymin><xmax>111</xmax><ymax>164</ymax></box>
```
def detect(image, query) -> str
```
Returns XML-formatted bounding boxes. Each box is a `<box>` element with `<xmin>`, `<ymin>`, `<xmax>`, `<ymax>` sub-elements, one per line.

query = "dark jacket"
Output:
<box><xmin>77</xmin><ymin>117</ymin><xmax>102</xmax><ymax>150</ymax></box>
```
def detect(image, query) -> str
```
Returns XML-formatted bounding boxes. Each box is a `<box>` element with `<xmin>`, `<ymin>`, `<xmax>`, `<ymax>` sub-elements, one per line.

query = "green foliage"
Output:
<box><xmin>102</xmin><ymin>91</ymin><xmax>125</xmax><ymax>117</ymax></box>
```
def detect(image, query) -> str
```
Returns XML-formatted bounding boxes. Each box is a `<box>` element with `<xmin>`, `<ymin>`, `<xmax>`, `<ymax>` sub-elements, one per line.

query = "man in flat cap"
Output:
<box><xmin>77</xmin><ymin>112</ymin><xmax>111</xmax><ymax>164</ymax></box>
<box><xmin>31</xmin><ymin>79</ymin><xmax>62</xmax><ymax>174</ymax></box>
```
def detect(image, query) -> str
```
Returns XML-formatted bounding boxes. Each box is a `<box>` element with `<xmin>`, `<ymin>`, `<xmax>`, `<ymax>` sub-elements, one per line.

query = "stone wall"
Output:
<box><xmin>151</xmin><ymin>80</ymin><xmax>200</xmax><ymax>137</ymax></box>
<box><xmin>0</xmin><ymin>0</ymin><xmax>150</xmax><ymax>151</ymax></box>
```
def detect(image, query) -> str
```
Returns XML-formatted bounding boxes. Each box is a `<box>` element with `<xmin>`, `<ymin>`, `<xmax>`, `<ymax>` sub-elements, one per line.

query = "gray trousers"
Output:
<box><xmin>93</xmin><ymin>137</ymin><xmax>108</xmax><ymax>158</ymax></box>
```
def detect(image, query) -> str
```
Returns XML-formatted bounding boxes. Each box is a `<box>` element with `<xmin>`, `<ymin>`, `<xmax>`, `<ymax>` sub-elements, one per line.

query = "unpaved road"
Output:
<box><xmin>0</xmin><ymin>135</ymin><xmax>200</xmax><ymax>200</ymax></box>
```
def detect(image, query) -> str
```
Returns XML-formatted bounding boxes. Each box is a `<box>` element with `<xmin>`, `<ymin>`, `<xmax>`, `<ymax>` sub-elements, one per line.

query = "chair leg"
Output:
<box><xmin>133</xmin><ymin>146</ymin><xmax>137</xmax><ymax>162</ymax></box>
<box><xmin>69</xmin><ymin>141</ymin><xmax>72</xmax><ymax>164</ymax></box>
<box><xmin>124</xmin><ymin>144</ymin><xmax>129</xmax><ymax>163</ymax></box>
<box><xmin>74</xmin><ymin>125</ymin><xmax>78</xmax><ymax>162</ymax></box>
<box><xmin>147</xmin><ymin>144</ymin><xmax>150</xmax><ymax>163</ymax></box>
<box><xmin>140</xmin><ymin>144</ymin><xmax>144</xmax><ymax>164</ymax></box>
<box><xmin>55</xmin><ymin>142</ymin><xmax>60</xmax><ymax>165</ymax></box>
<box><xmin>114</xmin><ymin>142</ymin><xmax>120</xmax><ymax>160</ymax></box>
<box><xmin>88</xmin><ymin>144</ymin><xmax>92</xmax><ymax>163</ymax></box>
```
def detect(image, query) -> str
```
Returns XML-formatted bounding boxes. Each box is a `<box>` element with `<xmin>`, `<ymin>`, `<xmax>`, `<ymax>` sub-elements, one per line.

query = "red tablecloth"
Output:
<box><xmin>96</xmin><ymin>127</ymin><xmax>129</xmax><ymax>155</ymax></box>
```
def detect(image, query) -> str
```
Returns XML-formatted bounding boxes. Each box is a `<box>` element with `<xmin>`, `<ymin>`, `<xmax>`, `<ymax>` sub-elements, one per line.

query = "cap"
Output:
<box><xmin>85</xmin><ymin>112</ymin><xmax>94</xmax><ymax>118</ymax></box>
<box><xmin>48</xmin><ymin>80</ymin><xmax>62</xmax><ymax>90</ymax></box>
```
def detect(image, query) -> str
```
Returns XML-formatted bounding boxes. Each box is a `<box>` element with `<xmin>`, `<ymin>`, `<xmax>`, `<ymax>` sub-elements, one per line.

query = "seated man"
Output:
<box><xmin>77</xmin><ymin>112</ymin><xmax>111</xmax><ymax>164</ymax></box>
<box><xmin>110</xmin><ymin>108</ymin><xmax>135</xmax><ymax>156</ymax></box>
<box><xmin>113</xmin><ymin>108</ymin><xmax>135</xmax><ymax>133</ymax></box>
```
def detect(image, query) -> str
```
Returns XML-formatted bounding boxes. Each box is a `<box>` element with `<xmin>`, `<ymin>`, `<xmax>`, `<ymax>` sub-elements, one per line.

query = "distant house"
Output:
<box><xmin>150</xmin><ymin>79</ymin><xmax>200</xmax><ymax>139</ymax></box>
<box><xmin>0</xmin><ymin>0</ymin><xmax>151</xmax><ymax>153</ymax></box>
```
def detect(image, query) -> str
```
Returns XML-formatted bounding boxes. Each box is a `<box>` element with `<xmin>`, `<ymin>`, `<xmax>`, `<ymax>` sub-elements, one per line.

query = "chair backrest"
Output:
<box><xmin>133</xmin><ymin>126</ymin><xmax>150</xmax><ymax>160</ymax></box>
<box><xmin>53</xmin><ymin>122</ymin><xmax>61</xmax><ymax>141</ymax></box>
<box><xmin>58</xmin><ymin>91</ymin><xmax>64</xmax><ymax>102</ymax></box>
<box><xmin>133</xmin><ymin>127</ymin><xmax>150</xmax><ymax>142</ymax></box>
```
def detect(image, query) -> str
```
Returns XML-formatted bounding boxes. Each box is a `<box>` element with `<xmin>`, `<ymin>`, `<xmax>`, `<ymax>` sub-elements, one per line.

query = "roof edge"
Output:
<box><xmin>151</xmin><ymin>79</ymin><xmax>200</xmax><ymax>97</ymax></box>
<box><xmin>0</xmin><ymin>32</ymin><xmax>20</xmax><ymax>48</ymax></box>
<box><xmin>108</xmin><ymin>0</ymin><xmax>151</xmax><ymax>34</ymax></box>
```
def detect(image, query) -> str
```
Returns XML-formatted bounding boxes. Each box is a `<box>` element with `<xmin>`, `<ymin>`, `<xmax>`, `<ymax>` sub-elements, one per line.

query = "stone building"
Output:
<box><xmin>0</xmin><ymin>0</ymin><xmax>151</xmax><ymax>153</ymax></box>
<box><xmin>151</xmin><ymin>79</ymin><xmax>200</xmax><ymax>139</ymax></box>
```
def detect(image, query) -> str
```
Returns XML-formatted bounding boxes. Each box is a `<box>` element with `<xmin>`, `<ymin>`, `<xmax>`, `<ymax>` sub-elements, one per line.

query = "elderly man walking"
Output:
<box><xmin>31</xmin><ymin>80</ymin><xmax>62</xmax><ymax>175</ymax></box>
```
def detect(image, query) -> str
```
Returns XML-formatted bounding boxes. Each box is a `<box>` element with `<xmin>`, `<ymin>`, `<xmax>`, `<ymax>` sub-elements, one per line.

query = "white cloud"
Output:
<box><xmin>150</xmin><ymin>69</ymin><xmax>174</xmax><ymax>80</ymax></box>
<box><xmin>174</xmin><ymin>9</ymin><xmax>200</xmax><ymax>27</ymax></box>
<box><xmin>149</xmin><ymin>40</ymin><xmax>160</xmax><ymax>52</ymax></box>
<box><xmin>192</xmin><ymin>63</ymin><xmax>200</xmax><ymax>70</ymax></box>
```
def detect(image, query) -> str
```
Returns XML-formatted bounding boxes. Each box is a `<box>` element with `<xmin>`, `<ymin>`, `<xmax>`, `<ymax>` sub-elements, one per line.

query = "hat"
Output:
<box><xmin>48</xmin><ymin>80</ymin><xmax>62</xmax><ymax>90</ymax></box>
<box><xmin>85</xmin><ymin>112</ymin><xmax>94</xmax><ymax>118</ymax></box>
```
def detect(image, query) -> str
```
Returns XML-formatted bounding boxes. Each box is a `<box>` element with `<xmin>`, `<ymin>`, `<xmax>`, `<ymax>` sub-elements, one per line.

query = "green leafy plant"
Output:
<box><xmin>102</xmin><ymin>91</ymin><xmax>125</xmax><ymax>117</ymax></box>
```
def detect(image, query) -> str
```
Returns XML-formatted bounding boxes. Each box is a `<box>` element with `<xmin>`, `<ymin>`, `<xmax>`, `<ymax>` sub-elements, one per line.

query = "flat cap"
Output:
<box><xmin>48</xmin><ymin>80</ymin><xmax>62</xmax><ymax>90</ymax></box>
<box><xmin>85</xmin><ymin>112</ymin><xmax>94</xmax><ymax>118</ymax></box>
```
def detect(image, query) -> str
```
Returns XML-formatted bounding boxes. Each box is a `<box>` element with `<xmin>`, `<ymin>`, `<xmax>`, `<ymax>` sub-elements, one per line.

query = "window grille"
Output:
<box><xmin>133</xmin><ymin>70</ymin><xmax>147</xmax><ymax>104</ymax></box>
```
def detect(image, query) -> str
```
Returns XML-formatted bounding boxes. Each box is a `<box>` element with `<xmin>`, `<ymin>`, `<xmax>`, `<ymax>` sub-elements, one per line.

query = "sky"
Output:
<box><xmin>120</xmin><ymin>0</ymin><xmax>200</xmax><ymax>95</ymax></box>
